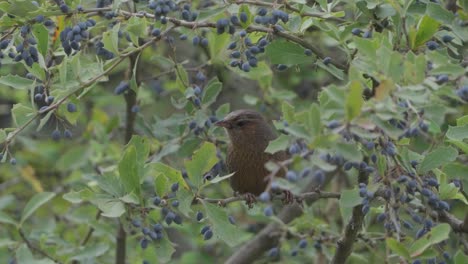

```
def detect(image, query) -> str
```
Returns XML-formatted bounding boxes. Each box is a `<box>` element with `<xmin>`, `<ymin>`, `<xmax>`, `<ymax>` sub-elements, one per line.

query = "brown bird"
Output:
<box><xmin>215</xmin><ymin>110</ymin><xmax>289</xmax><ymax>204</ymax></box>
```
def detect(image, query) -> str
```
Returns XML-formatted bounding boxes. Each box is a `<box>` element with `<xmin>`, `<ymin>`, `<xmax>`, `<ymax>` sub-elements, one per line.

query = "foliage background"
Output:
<box><xmin>0</xmin><ymin>0</ymin><xmax>467</xmax><ymax>263</ymax></box>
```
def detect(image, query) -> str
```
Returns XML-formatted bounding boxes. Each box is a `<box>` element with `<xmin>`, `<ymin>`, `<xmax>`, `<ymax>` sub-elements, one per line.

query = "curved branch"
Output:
<box><xmin>19</xmin><ymin>229</ymin><xmax>61</xmax><ymax>263</ymax></box>
<box><xmin>331</xmin><ymin>170</ymin><xmax>369</xmax><ymax>264</ymax></box>
<box><xmin>225</xmin><ymin>172</ymin><xmax>338</xmax><ymax>264</ymax></box>
<box><xmin>202</xmin><ymin>191</ymin><xmax>340</xmax><ymax>206</ymax></box>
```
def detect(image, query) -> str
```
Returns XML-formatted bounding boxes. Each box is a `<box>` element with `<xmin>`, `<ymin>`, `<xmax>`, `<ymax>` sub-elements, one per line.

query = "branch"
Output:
<box><xmin>78</xmin><ymin>7</ymin><xmax>348</xmax><ymax>70</ymax></box>
<box><xmin>331</xmin><ymin>170</ymin><xmax>369</xmax><ymax>264</ymax></box>
<box><xmin>436</xmin><ymin>211</ymin><xmax>468</xmax><ymax>234</ymax></box>
<box><xmin>202</xmin><ymin>191</ymin><xmax>340</xmax><ymax>206</ymax></box>
<box><xmin>19</xmin><ymin>229</ymin><xmax>62</xmax><ymax>263</ymax></box>
<box><xmin>331</xmin><ymin>204</ymin><xmax>365</xmax><ymax>264</ymax></box>
<box><xmin>225</xmin><ymin>172</ymin><xmax>338</xmax><ymax>264</ymax></box>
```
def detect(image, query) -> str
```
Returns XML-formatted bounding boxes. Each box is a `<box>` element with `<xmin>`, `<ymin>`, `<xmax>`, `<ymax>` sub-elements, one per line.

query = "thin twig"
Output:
<box><xmin>19</xmin><ymin>229</ymin><xmax>62</xmax><ymax>263</ymax></box>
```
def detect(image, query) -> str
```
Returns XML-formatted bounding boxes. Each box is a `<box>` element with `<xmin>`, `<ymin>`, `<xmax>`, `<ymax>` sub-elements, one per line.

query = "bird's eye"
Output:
<box><xmin>236</xmin><ymin>120</ymin><xmax>247</xmax><ymax>127</ymax></box>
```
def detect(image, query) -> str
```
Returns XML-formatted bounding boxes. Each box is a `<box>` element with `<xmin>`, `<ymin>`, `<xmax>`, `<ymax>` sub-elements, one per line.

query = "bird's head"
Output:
<box><xmin>215</xmin><ymin>109</ymin><xmax>276</xmax><ymax>150</ymax></box>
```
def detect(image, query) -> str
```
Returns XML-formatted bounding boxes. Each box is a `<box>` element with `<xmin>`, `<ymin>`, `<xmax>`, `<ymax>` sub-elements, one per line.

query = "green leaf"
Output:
<box><xmin>446</xmin><ymin>125</ymin><xmax>468</xmax><ymax>140</ymax></box>
<box><xmin>36</xmin><ymin>110</ymin><xmax>54</xmax><ymax>132</ymax></box>
<box><xmin>335</xmin><ymin>142</ymin><xmax>363</xmax><ymax>162</ymax></box>
<box><xmin>0</xmin><ymin>74</ymin><xmax>34</xmax><ymax>90</ymax></box>
<box><xmin>152</xmin><ymin>162</ymin><xmax>188</xmax><ymax>191</ymax></box>
<box><xmin>206</xmin><ymin>172</ymin><xmax>235</xmax><ymax>184</ymax></box>
<box><xmin>265</xmin><ymin>134</ymin><xmax>289</xmax><ymax>154</ymax></box>
<box><xmin>154</xmin><ymin>232</ymin><xmax>176</xmax><ymax>263</ymax></box>
<box><xmin>20</xmin><ymin>192</ymin><xmax>55</xmax><ymax>225</ymax></box>
<box><xmin>426</xmin><ymin>3</ymin><xmax>455</xmax><ymax>24</ymax></box>
<box><xmin>386</xmin><ymin>238</ymin><xmax>410</xmax><ymax>260</ymax></box>
<box><xmin>202</xmin><ymin>79</ymin><xmax>222</xmax><ymax>107</ymax></box>
<box><xmin>412</xmin><ymin>15</ymin><xmax>440</xmax><ymax>48</ymax></box>
<box><xmin>0</xmin><ymin>211</ymin><xmax>17</xmax><ymax>226</ymax></box>
<box><xmin>410</xmin><ymin>224</ymin><xmax>450</xmax><ymax>257</ymax></box>
<box><xmin>454</xmin><ymin>250</ymin><xmax>468</xmax><ymax>264</ymax></box>
<box><xmin>175</xmin><ymin>65</ymin><xmax>189</xmax><ymax>92</ymax></box>
<box><xmin>176</xmin><ymin>188</ymin><xmax>194</xmax><ymax>217</ymax></box>
<box><xmin>71</xmin><ymin>243</ymin><xmax>110</xmax><ymax>261</ymax></box>
<box><xmin>63</xmin><ymin>189</ymin><xmax>93</xmax><ymax>204</ymax></box>
<box><xmin>339</xmin><ymin>189</ymin><xmax>362</xmax><ymax>224</ymax></box>
<box><xmin>0</xmin><ymin>129</ymin><xmax>6</xmax><ymax>144</ymax></box>
<box><xmin>457</xmin><ymin>115</ymin><xmax>468</xmax><ymax>126</ymax></box>
<box><xmin>282</xmin><ymin>101</ymin><xmax>295</xmax><ymax>123</ymax></box>
<box><xmin>266</xmin><ymin>40</ymin><xmax>314</xmax><ymax>65</ymax></box>
<box><xmin>208</xmin><ymin>32</ymin><xmax>231</xmax><ymax>62</ymax></box>
<box><xmin>93</xmin><ymin>195</ymin><xmax>126</xmax><ymax>218</ymax></box>
<box><xmin>419</xmin><ymin>146</ymin><xmax>458</xmax><ymax>173</ymax></box>
<box><xmin>202</xmin><ymin>201</ymin><xmax>245</xmax><ymax>246</ymax></box>
<box><xmin>447</xmin><ymin>140</ymin><xmax>468</xmax><ymax>154</ymax></box>
<box><xmin>118</xmin><ymin>145</ymin><xmax>141</xmax><ymax>196</ymax></box>
<box><xmin>102</xmin><ymin>23</ymin><xmax>120</xmax><ymax>54</ymax></box>
<box><xmin>154</xmin><ymin>173</ymin><xmax>169</xmax><ymax>197</ymax></box>
<box><xmin>12</xmin><ymin>104</ymin><xmax>33</xmax><ymax>128</ymax></box>
<box><xmin>185</xmin><ymin>142</ymin><xmax>219</xmax><ymax>189</ymax></box>
<box><xmin>0</xmin><ymin>238</ymin><xmax>16</xmax><ymax>248</ymax></box>
<box><xmin>439</xmin><ymin>183</ymin><xmax>468</xmax><ymax>204</ymax></box>
<box><xmin>32</xmin><ymin>24</ymin><xmax>49</xmax><ymax>58</ymax></box>
<box><xmin>238</xmin><ymin>5</ymin><xmax>253</xmax><ymax>28</ymax></box>
<box><xmin>4</xmin><ymin>0</ymin><xmax>38</xmax><ymax>17</ymax></box>
<box><xmin>345</xmin><ymin>81</ymin><xmax>364</xmax><ymax>121</ymax></box>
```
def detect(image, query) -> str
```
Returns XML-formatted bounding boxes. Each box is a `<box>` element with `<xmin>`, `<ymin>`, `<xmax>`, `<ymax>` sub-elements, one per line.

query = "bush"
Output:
<box><xmin>0</xmin><ymin>0</ymin><xmax>467</xmax><ymax>263</ymax></box>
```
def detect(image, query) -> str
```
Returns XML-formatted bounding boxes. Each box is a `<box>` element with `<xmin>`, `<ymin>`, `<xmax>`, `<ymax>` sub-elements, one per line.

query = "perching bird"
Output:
<box><xmin>215</xmin><ymin>109</ymin><xmax>289</xmax><ymax>203</ymax></box>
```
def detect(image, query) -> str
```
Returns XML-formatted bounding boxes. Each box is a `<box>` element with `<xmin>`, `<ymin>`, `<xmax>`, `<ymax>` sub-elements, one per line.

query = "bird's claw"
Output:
<box><xmin>243</xmin><ymin>193</ymin><xmax>257</xmax><ymax>208</ymax></box>
<box><xmin>282</xmin><ymin>190</ymin><xmax>294</xmax><ymax>204</ymax></box>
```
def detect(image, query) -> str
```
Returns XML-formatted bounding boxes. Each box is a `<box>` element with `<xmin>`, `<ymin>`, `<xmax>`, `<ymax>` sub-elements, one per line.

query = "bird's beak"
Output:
<box><xmin>214</xmin><ymin>120</ymin><xmax>231</xmax><ymax>129</ymax></box>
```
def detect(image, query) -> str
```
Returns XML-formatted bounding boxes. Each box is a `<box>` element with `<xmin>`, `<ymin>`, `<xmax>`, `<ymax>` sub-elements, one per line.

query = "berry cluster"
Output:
<box><xmin>253</xmin><ymin>8</ymin><xmax>289</xmax><ymax>26</ymax></box>
<box><xmin>154</xmin><ymin>182</ymin><xmax>183</xmax><ymax>226</ymax></box>
<box><xmin>54</xmin><ymin>0</ymin><xmax>70</xmax><ymax>14</ymax></box>
<box><xmin>5</xmin><ymin>26</ymin><xmax>40</xmax><ymax>67</ymax></box>
<box><xmin>60</xmin><ymin>19</ymin><xmax>96</xmax><ymax>56</ymax></box>
<box><xmin>351</xmin><ymin>28</ymin><xmax>372</xmax><ymax>38</ymax></box>
<box><xmin>33</xmin><ymin>85</ymin><xmax>54</xmax><ymax>108</ymax></box>
<box><xmin>200</xmin><ymin>225</ymin><xmax>213</xmax><ymax>240</ymax></box>
<box><xmin>148</xmin><ymin>0</ymin><xmax>177</xmax><ymax>18</ymax></box>
<box><xmin>180</xmin><ymin>4</ymin><xmax>198</xmax><ymax>22</ymax></box>
<box><xmin>131</xmin><ymin>219</ymin><xmax>164</xmax><ymax>250</ymax></box>
<box><xmin>228</xmin><ymin>30</ymin><xmax>269</xmax><ymax>72</ymax></box>
<box><xmin>188</xmin><ymin>116</ymin><xmax>218</xmax><ymax>136</ymax></box>
<box><xmin>96</xmin><ymin>41</ymin><xmax>115</xmax><ymax>60</ymax></box>
<box><xmin>51</xmin><ymin>128</ymin><xmax>73</xmax><ymax>141</ymax></box>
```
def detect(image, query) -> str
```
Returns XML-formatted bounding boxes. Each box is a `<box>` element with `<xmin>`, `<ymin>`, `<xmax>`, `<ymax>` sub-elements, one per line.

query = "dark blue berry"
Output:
<box><xmin>298</xmin><ymin>239</ymin><xmax>307</xmax><ymax>249</ymax></box>
<box><xmin>153</xmin><ymin>196</ymin><xmax>162</xmax><ymax>206</ymax></box>
<box><xmin>196</xmin><ymin>211</ymin><xmax>203</xmax><ymax>221</ymax></box>
<box><xmin>259</xmin><ymin>192</ymin><xmax>270</xmax><ymax>202</ymax></box>
<box><xmin>351</xmin><ymin>28</ymin><xmax>362</xmax><ymax>35</ymax></box>
<box><xmin>442</xmin><ymin>35</ymin><xmax>454</xmax><ymax>43</ymax></box>
<box><xmin>114</xmin><ymin>81</ymin><xmax>129</xmax><ymax>95</ymax></box>
<box><xmin>203</xmin><ymin>229</ymin><xmax>213</xmax><ymax>240</ymax></box>
<box><xmin>171</xmin><ymin>182</ymin><xmax>179</xmax><ymax>192</ymax></box>
<box><xmin>286</xmin><ymin>171</ymin><xmax>298</xmax><ymax>182</ymax></box>
<box><xmin>200</xmin><ymin>225</ymin><xmax>210</xmax><ymax>235</ymax></box>
<box><xmin>60</xmin><ymin>4</ymin><xmax>69</xmax><ymax>13</ymax></box>
<box><xmin>64</xmin><ymin>129</ymin><xmax>72</xmax><ymax>139</ymax></box>
<box><xmin>267</xmin><ymin>247</ymin><xmax>279</xmax><ymax>258</ymax></box>
<box><xmin>276</xmin><ymin>64</ymin><xmax>287</xmax><ymax>71</ymax></box>
<box><xmin>264</xmin><ymin>206</ymin><xmax>273</xmax><ymax>216</ymax></box>
<box><xmin>426</xmin><ymin>41</ymin><xmax>439</xmax><ymax>50</ymax></box>
<box><xmin>239</xmin><ymin>12</ymin><xmax>248</xmax><ymax>23</ymax></box>
<box><xmin>51</xmin><ymin>130</ymin><xmax>61</xmax><ymax>141</ymax></box>
<box><xmin>67</xmin><ymin>102</ymin><xmax>77</xmax><ymax>112</ymax></box>
<box><xmin>228</xmin><ymin>215</ymin><xmax>236</xmax><ymax>225</ymax></box>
